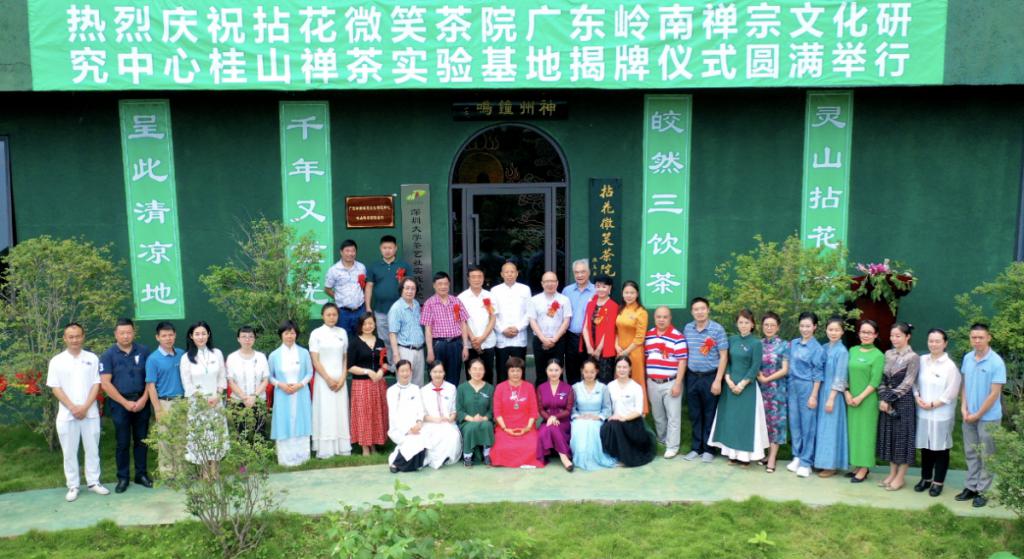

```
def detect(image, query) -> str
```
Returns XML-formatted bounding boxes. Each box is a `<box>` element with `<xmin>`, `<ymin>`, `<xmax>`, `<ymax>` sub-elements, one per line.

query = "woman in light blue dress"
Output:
<box><xmin>269</xmin><ymin>320</ymin><xmax>313</xmax><ymax>467</ymax></box>
<box><xmin>813</xmin><ymin>316</ymin><xmax>849</xmax><ymax>476</ymax></box>
<box><xmin>570</xmin><ymin>358</ymin><xmax>617</xmax><ymax>470</ymax></box>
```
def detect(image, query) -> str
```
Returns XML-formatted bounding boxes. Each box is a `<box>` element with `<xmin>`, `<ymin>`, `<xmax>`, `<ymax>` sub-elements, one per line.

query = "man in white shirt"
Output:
<box><xmin>46</xmin><ymin>322</ymin><xmax>110</xmax><ymax>502</ymax></box>
<box><xmin>490</xmin><ymin>261</ymin><xmax>532</xmax><ymax>384</ymax></box>
<box><xmin>458</xmin><ymin>265</ymin><xmax>497</xmax><ymax>383</ymax></box>
<box><xmin>324</xmin><ymin>239</ymin><xmax>368</xmax><ymax>339</ymax></box>
<box><xmin>528</xmin><ymin>271</ymin><xmax>572</xmax><ymax>385</ymax></box>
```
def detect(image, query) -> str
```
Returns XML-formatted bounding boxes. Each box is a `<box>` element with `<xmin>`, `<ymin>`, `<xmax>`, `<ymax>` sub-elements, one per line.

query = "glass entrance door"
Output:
<box><xmin>451</xmin><ymin>186</ymin><xmax>558</xmax><ymax>293</ymax></box>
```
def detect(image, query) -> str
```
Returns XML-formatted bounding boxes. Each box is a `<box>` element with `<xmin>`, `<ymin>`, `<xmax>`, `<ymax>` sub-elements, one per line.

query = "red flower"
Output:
<box><xmin>0</xmin><ymin>375</ymin><xmax>8</xmax><ymax>398</ymax></box>
<box><xmin>700</xmin><ymin>337</ymin><xmax>716</xmax><ymax>356</ymax></box>
<box><xmin>358</xmin><ymin>274</ymin><xmax>367</xmax><ymax>289</ymax></box>
<box><xmin>396</xmin><ymin>268</ymin><xmax>406</xmax><ymax>282</ymax></box>
<box><xmin>453</xmin><ymin>304</ymin><xmax>462</xmax><ymax>321</ymax></box>
<box><xmin>24</xmin><ymin>379</ymin><xmax>41</xmax><ymax>396</ymax></box>
<box><xmin>483</xmin><ymin>298</ymin><xmax>494</xmax><ymax>315</ymax></box>
<box><xmin>379</xmin><ymin>347</ymin><xmax>387</xmax><ymax>369</ymax></box>
<box><xmin>547</xmin><ymin>301</ymin><xmax>560</xmax><ymax>317</ymax></box>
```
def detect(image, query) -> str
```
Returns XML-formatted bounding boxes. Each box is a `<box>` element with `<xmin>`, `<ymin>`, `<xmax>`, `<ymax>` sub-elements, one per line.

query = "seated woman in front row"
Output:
<box><xmin>386</xmin><ymin>360</ymin><xmax>427</xmax><ymax>473</ymax></box>
<box><xmin>536</xmin><ymin>359</ymin><xmax>575</xmax><ymax>471</ymax></box>
<box><xmin>600</xmin><ymin>356</ymin><xmax>655</xmax><ymax>467</ymax></box>
<box><xmin>419</xmin><ymin>360</ymin><xmax>463</xmax><ymax>469</ymax></box>
<box><xmin>490</xmin><ymin>357</ymin><xmax>544</xmax><ymax>468</ymax></box>
<box><xmin>570</xmin><ymin>358</ymin><xmax>617</xmax><ymax>470</ymax></box>
<box><xmin>456</xmin><ymin>358</ymin><xmax>494</xmax><ymax>467</ymax></box>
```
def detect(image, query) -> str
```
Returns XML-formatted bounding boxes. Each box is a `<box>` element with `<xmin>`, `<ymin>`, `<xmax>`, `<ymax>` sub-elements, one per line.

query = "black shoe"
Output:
<box><xmin>929</xmin><ymin>484</ymin><xmax>944</xmax><ymax>497</ymax></box>
<box><xmin>844</xmin><ymin>471</ymin><xmax>856</xmax><ymax>478</ymax></box>
<box><xmin>115</xmin><ymin>479</ymin><xmax>130</xmax><ymax>494</ymax></box>
<box><xmin>134</xmin><ymin>474</ymin><xmax>153</xmax><ymax>488</ymax></box>
<box><xmin>464</xmin><ymin>457</ymin><xmax>473</xmax><ymax>468</ymax></box>
<box><xmin>389</xmin><ymin>465</ymin><xmax>399</xmax><ymax>474</ymax></box>
<box><xmin>955</xmin><ymin>488</ymin><xmax>978</xmax><ymax>502</ymax></box>
<box><xmin>850</xmin><ymin>473</ymin><xmax>869</xmax><ymax>484</ymax></box>
<box><xmin>973</xmin><ymin>494</ymin><xmax>988</xmax><ymax>508</ymax></box>
<box><xmin>484</xmin><ymin>456</ymin><xmax>492</xmax><ymax>466</ymax></box>
<box><xmin>913</xmin><ymin>479</ymin><xmax>931</xmax><ymax>493</ymax></box>
<box><xmin>564</xmin><ymin>462</ymin><xmax>574</xmax><ymax>473</ymax></box>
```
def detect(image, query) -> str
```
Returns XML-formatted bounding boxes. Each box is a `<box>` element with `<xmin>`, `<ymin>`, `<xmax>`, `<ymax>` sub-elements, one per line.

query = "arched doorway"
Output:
<box><xmin>449</xmin><ymin>124</ymin><xmax>568</xmax><ymax>293</ymax></box>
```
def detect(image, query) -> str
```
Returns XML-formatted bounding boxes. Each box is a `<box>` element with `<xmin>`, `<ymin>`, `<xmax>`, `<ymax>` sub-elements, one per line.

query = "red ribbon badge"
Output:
<box><xmin>396</xmin><ymin>268</ymin><xmax>406</xmax><ymax>282</ymax></box>
<box><xmin>453</xmin><ymin>304</ymin><xmax>462</xmax><ymax>321</ymax></box>
<box><xmin>483</xmin><ymin>298</ymin><xmax>494</xmax><ymax>315</ymax></box>
<box><xmin>700</xmin><ymin>337</ymin><xmax>716</xmax><ymax>356</ymax></box>
<box><xmin>547</xmin><ymin>300</ymin><xmax>560</xmax><ymax>317</ymax></box>
<box><xmin>379</xmin><ymin>347</ymin><xmax>387</xmax><ymax>369</ymax></box>
<box><xmin>358</xmin><ymin>274</ymin><xmax>366</xmax><ymax>289</ymax></box>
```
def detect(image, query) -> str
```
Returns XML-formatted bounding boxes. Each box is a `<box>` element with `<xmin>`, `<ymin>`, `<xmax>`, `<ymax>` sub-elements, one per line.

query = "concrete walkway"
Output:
<box><xmin>0</xmin><ymin>460</ymin><xmax>1011</xmax><ymax>538</ymax></box>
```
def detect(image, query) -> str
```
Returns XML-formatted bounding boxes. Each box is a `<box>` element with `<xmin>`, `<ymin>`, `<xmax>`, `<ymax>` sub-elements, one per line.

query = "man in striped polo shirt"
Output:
<box><xmin>644</xmin><ymin>306</ymin><xmax>688</xmax><ymax>459</ymax></box>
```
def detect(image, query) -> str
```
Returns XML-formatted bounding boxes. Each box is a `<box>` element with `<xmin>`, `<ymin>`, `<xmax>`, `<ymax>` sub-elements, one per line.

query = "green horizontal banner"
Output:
<box><xmin>30</xmin><ymin>0</ymin><xmax>947</xmax><ymax>90</ymax></box>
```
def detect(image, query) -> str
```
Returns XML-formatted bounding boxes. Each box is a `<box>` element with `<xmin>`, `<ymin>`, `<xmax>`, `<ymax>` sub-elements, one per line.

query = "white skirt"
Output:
<box><xmin>708</xmin><ymin>385</ymin><xmax>770</xmax><ymax>462</ymax></box>
<box><xmin>419</xmin><ymin>422</ymin><xmax>463</xmax><ymax>469</ymax></box>
<box><xmin>276</xmin><ymin>436</ymin><xmax>311</xmax><ymax>467</ymax></box>
<box><xmin>312</xmin><ymin>374</ymin><xmax>352</xmax><ymax>458</ymax></box>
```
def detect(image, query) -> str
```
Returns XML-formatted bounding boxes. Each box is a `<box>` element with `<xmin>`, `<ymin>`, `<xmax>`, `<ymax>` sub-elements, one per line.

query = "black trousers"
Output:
<box><xmin>465</xmin><ymin>347</ymin><xmax>495</xmax><ymax>384</ymax></box>
<box><xmin>433</xmin><ymin>337</ymin><xmax>464</xmax><ymax>385</ymax></box>
<box><xmin>685</xmin><ymin>369</ymin><xmax>719</xmax><ymax>455</ymax></box>
<box><xmin>494</xmin><ymin>346</ymin><xmax>527</xmax><ymax>385</ymax></box>
<box><xmin>921</xmin><ymin>448</ymin><xmax>951</xmax><ymax>483</ymax></box>
<box><xmin>532</xmin><ymin>336</ymin><xmax>566</xmax><ymax>386</ymax></box>
<box><xmin>109</xmin><ymin>396</ymin><xmax>151</xmax><ymax>480</ymax></box>
<box><xmin>563</xmin><ymin>332</ymin><xmax>584</xmax><ymax>386</ymax></box>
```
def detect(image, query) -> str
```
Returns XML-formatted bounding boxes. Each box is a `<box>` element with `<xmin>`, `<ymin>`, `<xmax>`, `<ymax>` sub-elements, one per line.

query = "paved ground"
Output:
<box><xmin>0</xmin><ymin>458</ymin><xmax>1010</xmax><ymax>538</ymax></box>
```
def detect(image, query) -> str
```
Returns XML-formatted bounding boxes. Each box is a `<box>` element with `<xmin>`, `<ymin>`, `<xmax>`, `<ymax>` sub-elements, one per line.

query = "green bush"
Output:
<box><xmin>990</xmin><ymin>409</ymin><xmax>1024</xmax><ymax>521</ymax></box>
<box><xmin>200</xmin><ymin>218</ymin><xmax>324</xmax><ymax>353</ymax></box>
<box><xmin>328</xmin><ymin>480</ymin><xmax>519</xmax><ymax>559</ymax></box>
<box><xmin>707</xmin><ymin>234</ymin><xmax>857</xmax><ymax>340</ymax></box>
<box><xmin>0</xmin><ymin>236</ymin><xmax>128</xmax><ymax>449</ymax></box>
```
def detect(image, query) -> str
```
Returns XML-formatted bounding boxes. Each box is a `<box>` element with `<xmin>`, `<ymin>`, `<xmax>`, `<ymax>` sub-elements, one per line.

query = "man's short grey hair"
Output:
<box><xmin>571</xmin><ymin>259</ymin><xmax>590</xmax><ymax>271</ymax></box>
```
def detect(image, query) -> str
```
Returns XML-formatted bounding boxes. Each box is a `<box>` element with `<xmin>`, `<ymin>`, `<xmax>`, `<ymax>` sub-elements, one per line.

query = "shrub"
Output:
<box><xmin>200</xmin><ymin>218</ymin><xmax>324</xmax><ymax>353</ymax></box>
<box><xmin>707</xmin><ymin>234</ymin><xmax>857</xmax><ymax>340</ymax></box>
<box><xmin>328</xmin><ymin>480</ymin><xmax>519</xmax><ymax>559</ymax></box>
<box><xmin>990</xmin><ymin>410</ymin><xmax>1024</xmax><ymax>521</ymax></box>
<box><xmin>0</xmin><ymin>236</ymin><xmax>128</xmax><ymax>449</ymax></box>
<box><xmin>146</xmin><ymin>396</ymin><xmax>277</xmax><ymax>559</ymax></box>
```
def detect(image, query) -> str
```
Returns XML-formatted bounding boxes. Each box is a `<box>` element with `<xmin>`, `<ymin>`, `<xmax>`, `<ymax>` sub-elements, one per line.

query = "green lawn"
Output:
<box><xmin>0</xmin><ymin>499</ymin><xmax>1019</xmax><ymax>558</ymax></box>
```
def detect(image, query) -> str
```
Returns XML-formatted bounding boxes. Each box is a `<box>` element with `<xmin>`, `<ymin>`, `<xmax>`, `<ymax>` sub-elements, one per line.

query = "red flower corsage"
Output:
<box><xmin>396</xmin><ymin>267</ymin><xmax>406</xmax><ymax>282</ymax></box>
<box><xmin>358</xmin><ymin>274</ymin><xmax>366</xmax><ymax>289</ymax></box>
<box><xmin>700</xmin><ymin>337</ymin><xmax>716</xmax><ymax>356</ymax></box>
<box><xmin>483</xmin><ymin>298</ymin><xmax>494</xmax><ymax>315</ymax></box>
<box><xmin>453</xmin><ymin>304</ymin><xmax>462</xmax><ymax>321</ymax></box>
<box><xmin>547</xmin><ymin>301</ymin><xmax>560</xmax><ymax>317</ymax></box>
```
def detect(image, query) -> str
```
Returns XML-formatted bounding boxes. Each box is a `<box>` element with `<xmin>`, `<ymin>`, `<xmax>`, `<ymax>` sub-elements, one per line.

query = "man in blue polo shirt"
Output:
<box><xmin>144</xmin><ymin>321</ymin><xmax>185</xmax><ymax>477</ymax></box>
<box><xmin>99</xmin><ymin>318</ymin><xmax>152</xmax><ymax>493</ymax></box>
<box><xmin>562</xmin><ymin>259</ymin><xmax>595</xmax><ymax>385</ymax></box>
<box><xmin>956</xmin><ymin>323</ymin><xmax>1006</xmax><ymax>508</ymax></box>
<box><xmin>682</xmin><ymin>297</ymin><xmax>729</xmax><ymax>463</ymax></box>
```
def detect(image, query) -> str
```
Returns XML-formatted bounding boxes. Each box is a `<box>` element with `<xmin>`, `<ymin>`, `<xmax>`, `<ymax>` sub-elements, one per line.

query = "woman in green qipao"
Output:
<box><xmin>708</xmin><ymin>309</ymin><xmax>769</xmax><ymax>465</ymax></box>
<box><xmin>845</xmin><ymin>320</ymin><xmax>885</xmax><ymax>483</ymax></box>
<box><xmin>455</xmin><ymin>359</ymin><xmax>494</xmax><ymax>467</ymax></box>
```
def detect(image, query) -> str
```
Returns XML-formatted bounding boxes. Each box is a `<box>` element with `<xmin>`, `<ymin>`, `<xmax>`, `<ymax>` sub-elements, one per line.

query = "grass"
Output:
<box><xmin>0</xmin><ymin>498</ymin><xmax>1019</xmax><ymax>558</ymax></box>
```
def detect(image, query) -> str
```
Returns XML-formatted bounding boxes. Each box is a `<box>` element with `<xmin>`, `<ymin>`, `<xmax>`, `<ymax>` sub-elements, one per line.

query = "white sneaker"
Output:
<box><xmin>796</xmin><ymin>466</ymin><xmax>811</xmax><ymax>478</ymax></box>
<box><xmin>88</xmin><ymin>484</ymin><xmax>110</xmax><ymax>496</ymax></box>
<box><xmin>786</xmin><ymin>458</ymin><xmax>800</xmax><ymax>472</ymax></box>
<box><xmin>664</xmin><ymin>449</ymin><xmax>679</xmax><ymax>460</ymax></box>
<box><xmin>701</xmin><ymin>452</ymin><xmax>714</xmax><ymax>463</ymax></box>
<box><xmin>65</xmin><ymin>488</ymin><xmax>79</xmax><ymax>502</ymax></box>
<box><xmin>683</xmin><ymin>450</ymin><xmax>700</xmax><ymax>461</ymax></box>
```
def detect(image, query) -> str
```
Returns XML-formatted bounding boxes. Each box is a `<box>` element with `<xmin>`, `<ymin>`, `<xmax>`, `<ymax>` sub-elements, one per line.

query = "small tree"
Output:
<box><xmin>952</xmin><ymin>262</ymin><xmax>1024</xmax><ymax>408</ymax></box>
<box><xmin>0</xmin><ymin>236</ymin><xmax>128</xmax><ymax>449</ymax></box>
<box><xmin>989</xmin><ymin>410</ymin><xmax>1024</xmax><ymax>520</ymax></box>
<box><xmin>147</xmin><ymin>397</ymin><xmax>277</xmax><ymax>559</ymax></box>
<box><xmin>201</xmin><ymin>218</ymin><xmax>323</xmax><ymax>353</ymax></box>
<box><xmin>707</xmin><ymin>234</ymin><xmax>857</xmax><ymax>340</ymax></box>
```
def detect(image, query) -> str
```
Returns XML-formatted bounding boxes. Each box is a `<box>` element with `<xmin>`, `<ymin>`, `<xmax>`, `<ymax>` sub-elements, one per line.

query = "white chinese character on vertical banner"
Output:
<box><xmin>164</xmin><ymin>47</ymin><xmax>201</xmax><ymax>84</ymax></box>
<box><xmin>134</xmin><ymin>200</ymin><xmax>171</xmax><ymax>224</ymax></box>
<box><xmin>648</xmin><ymin>153</ymin><xmax>684</xmax><ymax>174</ymax></box>
<box><xmin>128</xmin><ymin>115</ymin><xmax>164</xmax><ymax>140</ymax></box>
<box><xmin>141</xmin><ymin>282</ymin><xmax>178</xmax><ymax>305</ymax></box>
<box><xmin>70</xmin><ymin>48</ymin><xmax>109</xmax><ymax>84</ymax></box>
<box><xmin>391</xmin><ymin>6</ymin><xmax>427</xmax><ymax>43</ymax></box>
<box><xmin>650</xmin><ymin>110</ymin><xmax>684</xmax><ymax>133</ymax></box>
<box><xmin>68</xmin><ymin>4</ymin><xmax>107</xmax><ymax>42</ymax></box>
<box><xmin>114</xmin><ymin>6</ymin><xmax>151</xmax><ymax>43</ymax></box>
<box><xmin>808</xmin><ymin>186</ymin><xmax>843</xmax><ymax>209</ymax></box>
<box><xmin>289</xmin><ymin>158</ymin><xmax>326</xmax><ymax>182</ymax></box>
<box><xmin>291</xmin><ymin>200</ymin><xmax>327</xmax><ymax>223</ymax></box>
<box><xmin>137</xmin><ymin>241</ymin><xmax>173</xmax><ymax>264</ymax></box>
<box><xmin>812</xmin><ymin>106</ymin><xmax>846</xmax><ymax>128</ymax></box>
<box><xmin>811</xmin><ymin>147</ymin><xmax>842</xmax><ymax>169</ymax></box>
<box><xmin>647</xmin><ymin>273</ymin><xmax>681</xmax><ymax>295</ymax></box>
<box><xmin>647</xmin><ymin>193</ymin><xmax>684</xmax><ymax>214</ymax></box>
<box><xmin>877</xmin><ymin>3</ymin><xmax>913</xmax><ymax>37</ymax></box>
<box><xmin>303</xmin><ymin>282</ymin><xmax>330</xmax><ymax>304</ymax></box>
<box><xmin>132</xmin><ymin>158</ymin><xmax>168</xmax><ymax>182</ymax></box>
<box><xmin>647</xmin><ymin>233</ymin><xmax>682</xmax><ymax>255</ymax></box>
<box><xmin>807</xmin><ymin>226</ymin><xmax>839</xmax><ymax>249</ymax></box>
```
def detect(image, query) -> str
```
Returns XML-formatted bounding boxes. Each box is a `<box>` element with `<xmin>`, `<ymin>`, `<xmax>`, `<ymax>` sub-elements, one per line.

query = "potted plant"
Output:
<box><xmin>847</xmin><ymin>259</ymin><xmax>917</xmax><ymax>351</ymax></box>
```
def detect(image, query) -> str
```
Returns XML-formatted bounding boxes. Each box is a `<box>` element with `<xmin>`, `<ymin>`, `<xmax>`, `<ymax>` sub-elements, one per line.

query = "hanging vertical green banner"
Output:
<box><xmin>280</xmin><ymin>100</ymin><xmax>334</xmax><ymax>318</ymax></box>
<box><xmin>119</xmin><ymin>99</ymin><xmax>186</xmax><ymax>320</ymax></box>
<box><xmin>801</xmin><ymin>90</ymin><xmax>853</xmax><ymax>252</ymax></box>
<box><xmin>588</xmin><ymin>178</ymin><xmax>621</xmax><ymax>280</ymax></box>
<box><xmin>640</xmin><ymin>94</ymin><xmax>691</xmax><ymax>308</ymax></box>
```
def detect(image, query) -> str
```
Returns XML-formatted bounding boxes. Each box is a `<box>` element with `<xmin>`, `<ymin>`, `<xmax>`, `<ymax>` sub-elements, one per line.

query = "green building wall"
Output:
<box><xmin>1</xmin><ymin>86</ymin><xmax>1022</xmax><ymax>347</ymax></box>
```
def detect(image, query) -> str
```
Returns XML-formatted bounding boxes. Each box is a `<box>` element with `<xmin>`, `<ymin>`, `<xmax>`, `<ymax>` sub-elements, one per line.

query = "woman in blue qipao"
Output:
<box><xmin>269</xmin><ymin>320</ymin><xmax>313</xmax><ymax>467</ymax></box>
<box><xmin>813</xmin><ymin>317</ymin><xmax>850</xmax><ymax>477</ymax></box>
<box><xmin>570</xmin><ymin>358</ymin><xmax>617</xmax><ymax>470</ymax></box>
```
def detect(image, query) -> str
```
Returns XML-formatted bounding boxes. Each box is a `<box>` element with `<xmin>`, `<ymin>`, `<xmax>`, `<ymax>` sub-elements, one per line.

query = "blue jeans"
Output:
<box><xmin>109</xmin><ymin>397</ymin><xmax>151</xmax><ymax>480</ymax></box>
<box><xmin>338</xmin><ymin>306</ymin><xmax>363</xmax><ymax>339</ymax></box>
<box><xmin>788</xmin><ymin>378</ymin><xmax>817</xmax><ymax>468</ymax></box>
<box><xmin>685</xmin><ymin>370</ymin><xmax>719</xmax><ymax>455</ymax></box>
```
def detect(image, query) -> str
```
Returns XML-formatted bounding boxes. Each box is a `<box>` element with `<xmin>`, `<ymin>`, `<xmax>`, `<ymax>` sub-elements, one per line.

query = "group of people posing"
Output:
<box><xmin>44</xmin><ymin>237</ymin><xmax>1005</xmax><ymax>510</ymax></box>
